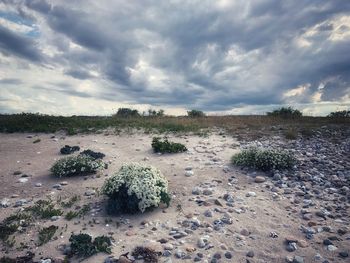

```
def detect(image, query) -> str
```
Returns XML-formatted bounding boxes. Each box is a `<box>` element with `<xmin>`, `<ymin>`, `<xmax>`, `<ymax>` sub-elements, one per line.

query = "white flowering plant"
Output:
<box><xmin>51</xmin><ymin>155</ymin><xmax>104</xmax><ymax>177</ymax></box>
<box><xmin>101</xmin><ymin>163</ymin><xmax>170</xmax><ymax>214</ymax></box>
<box><xmin>231</xmin><ymin>147</ymin><xmax>296</xmax><ymax>171</ymax></box>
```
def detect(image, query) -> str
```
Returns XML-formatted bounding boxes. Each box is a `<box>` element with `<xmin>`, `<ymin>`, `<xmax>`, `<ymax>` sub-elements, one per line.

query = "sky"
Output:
<box><xmin>0</xmin><ymin>0</ymin><xmax>350</xmax><ymax>116</ymax></box>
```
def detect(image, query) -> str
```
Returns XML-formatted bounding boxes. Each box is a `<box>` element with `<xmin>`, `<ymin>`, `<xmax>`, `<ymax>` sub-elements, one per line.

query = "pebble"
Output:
<box><xmin>293</xmin><ymin>255</ymin><xmax>304</xmax><ymax>263</ymax></box>
<box><xmin>254</xmin><ymin>176</ymin><xmax>266</xmax><ymax>183</ymax></box>
<box><xmin>1</xmin><ymin>198</ymin><xmax>10</xmax><ymax>208</ymax></box>
<box><xmin>197</xmin><ymin>238</ymin><xmax>206</xmax><ymax>248</ymax></box>
<box><xmin>246</xmin><ymin>250</ymin><xmax>254</xmax><ymax>257</ymax></box>
<box><xmin>327</xmin><ymin>245</ymin><xmax>337</xmax><ymax>251</ymax></box>
<box><xmin>185</xmin><ymin>171</ymin><xmax>194</xmax><ymax>177</ymax></box>
<box><xmin>246</xmin><ymin>191</ymin><xmax>256</xmax><ymax>197</ymax></box>
<box><xmin>35</xmin><ymin>183</ymin><xmax>42</xmax><ymax>187</ymax></box>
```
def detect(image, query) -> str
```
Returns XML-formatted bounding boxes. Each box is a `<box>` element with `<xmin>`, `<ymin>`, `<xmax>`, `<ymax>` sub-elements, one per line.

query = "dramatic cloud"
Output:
<box><xmin>0</xmin><ymin>0</ymin><xmax>349</xmax><ymax>115</ymax></box>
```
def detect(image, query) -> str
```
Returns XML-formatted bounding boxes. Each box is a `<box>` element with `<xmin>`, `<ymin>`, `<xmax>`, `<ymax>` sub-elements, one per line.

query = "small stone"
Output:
<box><xmin>13</xmin><ymin>171</ymin><xmax>22</xmax><ymax>175</ymax></box>
<box><xmin>175</xmin><ymin>250</ymin><xmax>185</xmax><ymax>259</ymax></box>
<box><xmin>254</xmin><ymin>176</ymin><xmax>266</xmax><ymax>183</ymax></box>
<box><xmin>246</xmin><ymin>192</ymin><xmax>256</xmax><ymax>197</ymax></box>
<box><xmin>85</xmin><ymin>190</ymin><xmax>96</xmax><ymax>196</ymax></box>
<box><xmin>185</xmin><ymin>171</ymin><xmax>194</xmax><ymax>177</ymax></box>
<box><xmin>339</xmin><ymin>251</ymin><xmax>349</xmax><ymax>258</ymax></box>
<box><xmin>163</xmin><ymin>243</ymin><xmax>174</xmax><ymax>250</ymax></box>
<box><xmin>35</xmin><ymin>183</ymin><xmax>42</xmax><ymax>187</ymax></box>
<box><xmin>204</xmin><ymin>210</ymin><xmax>213</xmax><ymax>217</ymax></box>
<box><xmin>224</xmin><ymin>251</ymin><xmax>232</xmax><ymax>259</ymax></box>
<box><xmin>192</xmin><ymin>187</ymin><xmax>202</xmax><ymax>195</ymax></box>
<box><xmin>18</xmin><ymin>178</ymin><xmax>28</xmax><ymax>183</ymax></box>
<box><xmin>327</xmin><ymin>245</ymin><xmax>337</xmax><ymax>251</ymax></box>
<box><xmin>293</xmin><ymin>256</ymin><xmax>304</xmax><ymax>263</ymax></box>
<box><xmin>163</xmin><ymin>250</ymin><xmax>172</xmax><ymax>257</ymax></box>
<box><xmin>240</xmin><ymin>228</ymin><xmax>250</xmax><ymax>236</ymax></box>
<box><xmin>197</xmin><ymin>238</ymin><xmax>206</xmax><ymax>248</ymax></box>
<box><xmin>51</xmin><ymin>216</ymin><xmax>61</xmax><ymax>221</ymax></box>
<box><xmin>1</xmin><ymin>198</ymin><xmax>10</xmax><ymax>208</ymax></box>
<box><xmin>246</xmin><ymin>250</ymin><xmax>254</xmax><ymax>257</ymax></box>
<box><xmin>40</xmin><ymin>259</ymin><xmax>52</xmax><ymax>263</ymax></box>
<box><xmin>203</xmin><ymin>189</ymin><xmax>213</xmax><ymax>195</ymax></box>
<box><xmin>286</xmin><ymin>242</ymin><xmax>297</xmax><ymax>252</ymax></box>
<box><xmin>60</xmin><ymin>181</ymin><xmax>68</xmax><ymax>186</ymax></box>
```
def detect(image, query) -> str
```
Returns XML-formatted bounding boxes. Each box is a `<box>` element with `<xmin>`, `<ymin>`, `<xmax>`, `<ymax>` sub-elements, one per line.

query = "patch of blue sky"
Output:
<box><xmin>0</xmin><ymin>11</ymin><xmax>40</xmax><ymax>37</ymax></box>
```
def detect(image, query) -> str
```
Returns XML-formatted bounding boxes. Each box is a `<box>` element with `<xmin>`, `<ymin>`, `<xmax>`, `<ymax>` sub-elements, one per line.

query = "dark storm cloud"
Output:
<box><xmin>1</xmin><ymin>0</ymin><xmax>350</xmax><ymax>112</ymax></box>
<box><xmin>0</xmin><ymin>24</ymin><xmax>43</xmax><ymax>62</ymax></box>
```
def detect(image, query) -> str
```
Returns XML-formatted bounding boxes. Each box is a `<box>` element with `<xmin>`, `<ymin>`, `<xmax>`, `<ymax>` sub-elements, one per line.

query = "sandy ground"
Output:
<box><xmin>0</xmin><ymin>131</ymin><xmax>349</xmax><ymax>263</ymax></box>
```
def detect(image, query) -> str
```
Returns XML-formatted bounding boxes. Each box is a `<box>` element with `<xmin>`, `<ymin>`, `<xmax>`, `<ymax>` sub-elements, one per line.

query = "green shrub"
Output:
<box><xmin>38</xmin><ymin>225</ymin><xmax>58</xmax><ymax>246</ymax></box>
<box><xmin>69</xmin><ymin>233</ymin><xmax>111</xmax><ymax>258</ymax></box>
<box><xmin>328</xmin><ymin>110</ymin><xmax>350</xmax><ymax>118</ymax></box>
<box><xmin>267</xmin><ymin>107</ymin><xmax>302</xmax><ymax>118</ymax></box>
<box><xmin>151</xmin><ymin>137</ymin><xmax>187</xmax><ymax>153</ymax></box>
<box><xmin>232</xmin><ymin>147</ymin><xmax>296</xmax><ymax>171</ymax></box>
<box><xmin>187</xmin><ymin>109</ymin><xmax>205</xmax><ymax>117</ymax></box>
<box><xmin>65</xmin><ymin>204</ymin><xmax>90</xmax><ymax>220</ymax></box>
<box><xmin>102</xmin><ymin>163</ymin><xmax>171</xmax><ymax>214</ymax></box>
<box><xmin>115</xmin><ymin>108</ymin><xmax>140</xmax><ymax>118</ymax></box>
<box><xmin>50</xmin><ymin>155</ymin><xmax>104</xmax><ymax>177</ymax></box>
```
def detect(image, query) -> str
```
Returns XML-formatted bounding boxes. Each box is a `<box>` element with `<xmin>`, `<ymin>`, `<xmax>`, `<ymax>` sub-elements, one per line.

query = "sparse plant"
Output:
<box><xmin>151</xmin><ymin>137</ymin><xmax>187</xmax><ymax>153</ymax></box>
<box><xmin>284</xmin><ymin>129</ymin><xmax>298</xmax><ymax>140</ymax></box>
<box><xmin>267</xmin><ymin>107</ymin><xmax>302</xmax><ymax>118</ymax></box>
<box><xmin>65</xmin><ymin>204</ymin><xmax>90</xmax><ymax>220</ymax></box>
<box><xmin>26</xmin><ymin>200</ymin><xmax>63</xmax><ymax>219</ymax></box>
<box><xmin>0</xmin><ymin>212</ymin><xmax>33</xmax><ymax>244</ymax></box>
<box><xmin>61</xmin><ymin>195</ymin><xmax>80</xmax><ymax>208</ymax></box>
<box><xmin>38</xmin><ymin>225</ymin><xmax>58</xmax><ymax>246</ymax></box>
<box><xmin>68</xmin><ymin>233</ymin><xmax>111</xmax><ymax>258</ymax></box>
<box><xmin>102</xmin><ymin>163</ymin><xmax>171</xmax><ymax>214</ymax></box>
<box><xmin>50</xmin><ymin>155</ymin><xmax>104</xmax><ymax>177</ymax></box>
<box><xmin>187</xmin><ymin>109</ymin><xmax>205</xmax><ymax>117</ymax></box>
<box><xmin>60</xmin><ymin>145</ymin><xmax>80</xmax><ymax>155</ymax></box>
<box><xmin>80</xmin><ymin>149</ymin><xmax>105</xmax><ymax>160</ymax></box>
<box><xmin>232</xmin><ymin>147</ymin><xmax>296</xmax><ymax>171</ymax></box>
<box><xmin>132</xmin><ymin>246</ymin><xmax>160</xmax><ymax>263</ymax></box>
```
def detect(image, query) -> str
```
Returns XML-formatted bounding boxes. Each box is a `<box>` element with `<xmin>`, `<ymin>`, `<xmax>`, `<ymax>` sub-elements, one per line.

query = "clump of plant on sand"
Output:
<box><xmin>232</xmin><ymin>147</ymin><xmax>296</xmax><ymax>171</ymax></box>
<box><xmin>102</xmin><ymin>163</ymin><xmax>171</xmax><ymax>214</ymax></box>
<box><xmin>51</xmin><ymin>155</ymin><xmax>104</xmax><ymax>177</ymax></box>
<box><xmin>151</xmin><ymin>137</ymin><xmax>187</xmax><ymax>153</ymax></box>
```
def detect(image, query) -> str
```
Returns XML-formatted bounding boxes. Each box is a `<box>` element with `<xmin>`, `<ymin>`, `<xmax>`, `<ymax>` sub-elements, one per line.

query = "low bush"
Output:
<box><xmin>267</xmin><ymin>107</ymin><xmax>302</xmax><ymax>118</ymax></box>
<box><xmin>102</xmin><ymin>163</ymin><xmax>171</xmax><ymax>214</ymax></box>
<box><xmin>115</xmin><ymin>108</ymin><xmax>140</xmax><ymax>118</ymax></box>
<box><xmin>69</xmin><ymin>233</ymin><xmax>111</xmax><ymax>258</ymax></box>
<box><xmin>187</xmin><ymin>109</ymin><xmax>205</xmax><ymax>117</ymax></box>
<box><xmin>328</xmin><ymin>110</ymin><xmax>350</xmax><ymax>118</ymax></box>
<box><xmin>151</xmin><ymin>137</ymin><xmax>187</xmax><ymax>153</ymax></box>
<box><xmin>51</xmin><ymin>155</ymin><xmax>104</xmax><ymax>177</ymax></box>
<box><xmin>38</xmin><ymin>225</ymin><xmax>58</xmax><ymax>246</ymax></box>
<box><xmin>60</xmin><ymin>145</ymin><xmax>80</xmax><ymax>155</ymax></box>
<box><xmin>65</xmin><ymin>204</ymin><xmax>90</xmax><ymax>220</ymax></box>
<box><xmin>232</xmin><ymin>147</ymin><xmax>296</xmax><ymax>171</ymax></box>
<box><xmin>80</xmin><ymin>149</ymin><xmax>105</xmax><ymax>160</ymax></box>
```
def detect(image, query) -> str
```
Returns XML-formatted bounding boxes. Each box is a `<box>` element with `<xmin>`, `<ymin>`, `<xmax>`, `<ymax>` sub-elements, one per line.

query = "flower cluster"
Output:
<box><xmin>50</xmin><ymin>155</ymin><xmax>104</xmax><ymax>177</ymax></box>
<box><xmin>102</xmin><ymin>163</ymin><xmax>170</xmax><ymax>213</ymax></box>
<box><xmin>231</xmin><ymin>147</ymin><xmax>296</xmax><ymax>171</ymax></box>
